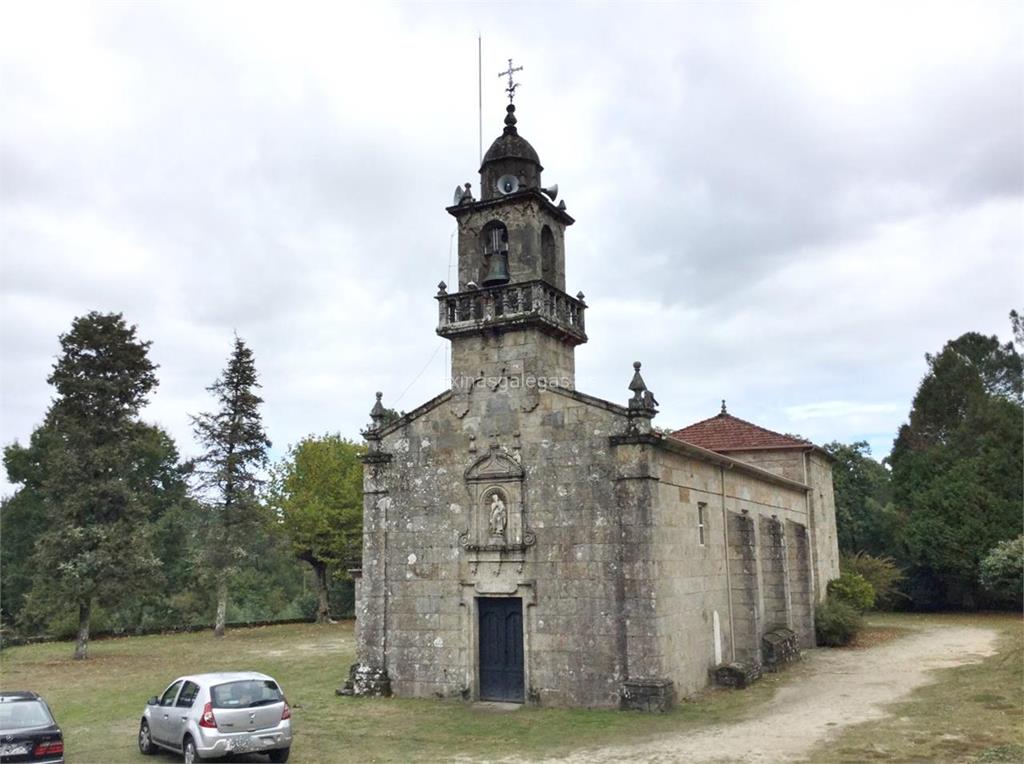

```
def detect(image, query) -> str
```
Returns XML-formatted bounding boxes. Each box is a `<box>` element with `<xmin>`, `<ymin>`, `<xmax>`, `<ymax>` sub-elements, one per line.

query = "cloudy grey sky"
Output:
<box><xmin>2</xmin><ymin>1</ymin><xmax>1021</xmax><ymax>496</ymax></box>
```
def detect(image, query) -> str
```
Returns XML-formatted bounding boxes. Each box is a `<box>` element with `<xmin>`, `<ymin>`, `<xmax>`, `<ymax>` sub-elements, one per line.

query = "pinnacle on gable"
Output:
<box><xmin>369</xmin><ymin>391</ymin><xmax>386</xmax><ymax>428</ymax></box>
<box><xmin>627</xmin><ymin>361</ymin><xmax>659</xmax><ymax>417</ymax></box>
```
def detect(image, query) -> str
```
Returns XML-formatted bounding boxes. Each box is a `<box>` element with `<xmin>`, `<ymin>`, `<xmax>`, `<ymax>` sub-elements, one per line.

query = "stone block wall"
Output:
<box><xmin>720</xmin><ymin>449</ymin><xmax>840</xmax><ymax>602</ymax></box>
<box><xmin>356</xmin><ymin>383</ymin><xmax>637</xmax><ymax>708</ymax></box>
<box><xmin>727</xmin><ymin>511</ymin><xmax>762</xmax><ymax>665</ymax></box>
<box><xmin>786</xmin><ymin>519</ymin><xmax>815</xmax><ymax>648</ymax></box>
<box><xmin>724</xmin><ymin>449</ymin><xmax>805</xmax><ymax>483</ymax></box>
<box><xmin>759</xmin><ymin>515</ymin><xmax>790</xmax><ymax>630</ymax></box>
<box><xmin>648</xmin><ymin>455</ymin><xmax>732</xmax><ymax>697</ymax></box>
<box><xmin>807</xmin><ymin>452</ymin><xmax>841</xmax><ymax>600</ymax></box>
<box><xmin>352</xmin><ymin>380</ymin><xmax>835</xmax><ymax>707</ymax></box>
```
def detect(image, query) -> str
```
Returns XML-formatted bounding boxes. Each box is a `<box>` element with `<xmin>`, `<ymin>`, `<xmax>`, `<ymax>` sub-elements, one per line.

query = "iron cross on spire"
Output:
<box><xmin>498</xmin><ymin>58</ymin><xmax>523</xmax><ymax>103</ymax></box>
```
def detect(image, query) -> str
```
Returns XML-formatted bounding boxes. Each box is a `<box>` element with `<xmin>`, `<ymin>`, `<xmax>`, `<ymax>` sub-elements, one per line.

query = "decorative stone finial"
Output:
<box><xmin>628</xmin><ymin>361</ymin><xmax>659</xmax><ymax>416</ymax></box>
<box><xmin>629</xmin><ymin>362</ymin><xmax>645</xmax><ymax>396</ymax></box>
<box><xmin>576</xmin><ymin>291</ymin><xmax>586</xmax><ymax>303</ymax></box>
<box><xmin>503</xmin><ymin>103</ymin><xmax>518</xmax><ymax>135</ymax></box>
<box><xmin>721</xmin><ymin>399</ymin><xmax>728</xmax><ymax>415</ymax></box>
<box><xmin>437</xmin><ymin>281</ymin><xmax>448</xmax><ymax>296</ymax></box>
<box><xmin>370</xmin><ymin>391</ymin><xmax>386</xmax><ymax>428</ymax></box>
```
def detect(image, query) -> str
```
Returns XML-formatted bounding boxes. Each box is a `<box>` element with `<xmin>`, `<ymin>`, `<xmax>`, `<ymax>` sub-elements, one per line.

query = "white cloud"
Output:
<box><xmin>1</xmin><ymin>0</ymin><xmax>1021</xmax><ymax>492</ymax></box>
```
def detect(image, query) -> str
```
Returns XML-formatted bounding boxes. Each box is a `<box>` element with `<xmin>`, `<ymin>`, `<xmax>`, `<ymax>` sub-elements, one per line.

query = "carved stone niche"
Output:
<box><xmin>459</xmin><ymin>447</ymin><xmax>535</xmax><ymax>554</ymax></box>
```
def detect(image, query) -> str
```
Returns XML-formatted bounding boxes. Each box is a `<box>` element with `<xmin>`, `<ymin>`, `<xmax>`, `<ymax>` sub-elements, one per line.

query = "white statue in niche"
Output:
<box><xmin>488</xmin><ymin>492</ymin><xmax>507</xmax><ymax>537</ymax></box>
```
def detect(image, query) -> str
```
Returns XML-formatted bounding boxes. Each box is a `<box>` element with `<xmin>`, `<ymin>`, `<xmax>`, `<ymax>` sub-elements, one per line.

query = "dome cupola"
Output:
<box><xmin>479</xmin><ymin>104</ymin><xmax>543</xmax><ymax>200</ymax></box>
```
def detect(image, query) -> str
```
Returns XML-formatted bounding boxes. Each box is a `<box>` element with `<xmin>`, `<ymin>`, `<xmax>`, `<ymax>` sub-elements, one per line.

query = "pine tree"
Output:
<box><xmin>191</xmin><ymin>336</ymin><xmax>271</xmax><ymax>637</ymax></box>
<box><xmin>5</xmin><ymin>312</ymin><xmax>162</xmax><ymax>659</ymax></box>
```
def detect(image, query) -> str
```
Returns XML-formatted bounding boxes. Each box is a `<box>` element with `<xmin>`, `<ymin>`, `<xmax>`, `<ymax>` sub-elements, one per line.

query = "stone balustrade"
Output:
<box><xmin>436</xmin><ymin>280</ymin><xmax>587</xmax><ymax>345</ymax></box>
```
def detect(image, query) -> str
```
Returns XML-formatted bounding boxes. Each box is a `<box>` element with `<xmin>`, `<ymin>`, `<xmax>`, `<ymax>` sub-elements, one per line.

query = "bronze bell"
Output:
<box><xmin>482</xmin><ymin>252</ymin><xmax>511</xmax><ymax>287</ymax></box>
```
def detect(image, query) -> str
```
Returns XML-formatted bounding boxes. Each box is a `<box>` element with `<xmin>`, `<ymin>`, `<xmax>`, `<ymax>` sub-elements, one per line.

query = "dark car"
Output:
<box><xmin>0</xmin><ymin>692</ymin><xmax>64</xmax><ymax>764</ymax></box>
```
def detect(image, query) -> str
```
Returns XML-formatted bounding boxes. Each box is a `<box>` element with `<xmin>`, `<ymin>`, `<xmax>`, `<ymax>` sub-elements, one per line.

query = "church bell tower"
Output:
<box><xmin>438</xmin><ymin>73</ymin><xmax>586</xmax><ymax>390</ymax></box>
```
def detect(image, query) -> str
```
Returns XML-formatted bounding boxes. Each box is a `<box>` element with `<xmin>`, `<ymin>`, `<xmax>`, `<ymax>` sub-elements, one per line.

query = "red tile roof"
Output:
<box><xmin>671</xmin><ymin>411</ymin><xmax>811</xmax><ymax>453</ymax></box>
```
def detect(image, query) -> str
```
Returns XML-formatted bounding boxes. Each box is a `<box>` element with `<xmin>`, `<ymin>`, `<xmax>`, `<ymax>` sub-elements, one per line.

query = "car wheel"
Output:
<box><xmin>182</xmin><ymin>735</ymin><xmax>198</xmax><ymax>764</ymax></box>
<box><xmin>138</xmin><ymin>720</ymin><xmax>156</xmax><ymax>755</ymax></box>
<box><xmin>268</xmin><ymin>747</ymin><xmax>291</xmax><ymax>763</ymax></box>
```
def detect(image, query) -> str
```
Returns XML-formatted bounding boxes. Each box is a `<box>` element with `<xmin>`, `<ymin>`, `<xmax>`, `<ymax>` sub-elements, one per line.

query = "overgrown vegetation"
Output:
<box><xmin>827</xmin><ymin>572</ymin><xmax>876</xmax><ymax>612</ymax></box>
<box><xmin>814</xmin><ymin>596</ymin><xmax>863</xmax><ymax>646</ymax></box>
<box><xmin>840</xmin><ymin>552</ymin><xmax>906</xmax><ymax>609</ymax></box>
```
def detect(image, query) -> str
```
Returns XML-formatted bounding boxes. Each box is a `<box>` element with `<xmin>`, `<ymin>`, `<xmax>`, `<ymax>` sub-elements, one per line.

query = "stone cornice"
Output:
<box><xmin>446</xmin><ymin>188</ymin><xmax>575</xmax><ymax>225</ymax></box>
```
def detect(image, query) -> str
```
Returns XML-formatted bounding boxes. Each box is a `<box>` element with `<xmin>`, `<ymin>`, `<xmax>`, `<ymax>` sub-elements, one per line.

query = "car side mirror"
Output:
<box><xmin>147</xmin><ymin>696</ymin><xmax>159</xmax><ymax>706</ymax></box>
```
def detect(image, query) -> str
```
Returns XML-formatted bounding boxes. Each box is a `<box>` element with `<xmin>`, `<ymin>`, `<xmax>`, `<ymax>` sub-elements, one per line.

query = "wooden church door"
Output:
<box><xmin>478</xmin><ymin>597</ymin><xmax>524</xmax><ymax>702</ymax></box>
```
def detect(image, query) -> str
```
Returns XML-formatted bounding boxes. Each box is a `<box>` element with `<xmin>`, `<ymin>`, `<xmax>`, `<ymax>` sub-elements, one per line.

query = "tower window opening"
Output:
<box><xmin>541</xmin><ymin>225</ymin><xmax>555</xmax><ymax>281</ymax></box>
<box><xmin>482</xmin><ymin>221</ymin><xmax>509</xmax><ymax>255</ymax></box>
<box><xmin>697</xmin><ymin>502</ymin><xmax>707</xmax><ymax>546</ymax></box>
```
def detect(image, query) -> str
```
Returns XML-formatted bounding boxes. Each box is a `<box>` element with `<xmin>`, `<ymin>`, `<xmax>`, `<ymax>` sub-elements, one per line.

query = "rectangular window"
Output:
<box><xmin>176</xmin><ymin>681</ymin><xmax>200</xmax><ymax>708</ymax></box>
<box><xmin>211</xmin><ymin>680</ymin><xmax>283</xmax><ymax>709</ymax></box>
<box><xmin>697</xmin><ymin>502</ymin><xmax>706</xmax><ymax>546</ymax></box>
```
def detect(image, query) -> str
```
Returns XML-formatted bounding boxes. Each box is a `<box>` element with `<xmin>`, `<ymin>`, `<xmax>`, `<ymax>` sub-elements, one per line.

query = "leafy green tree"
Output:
<box><xmin>4</xmin><ymin>312</ymin><xmax>163</xmax><ymax>658</ymax></box>
<box><xmin>268</xmin><ymin>434</ymin><xmax>364</xmax><ymax>623</ymax></box>
<box><xmin>824</xmin><ymin>441</ymin><xmax>896</xmax><ymax>556</ymax></box>
<box><xmin>890</xmin><ymin>331</ymin><xmax>1023</xmax><ymax>609</ymax></box>
<box><xmin>191</xmin><ymin>336</ymin><xmax>271</xmax><ymax>637</ymax></box>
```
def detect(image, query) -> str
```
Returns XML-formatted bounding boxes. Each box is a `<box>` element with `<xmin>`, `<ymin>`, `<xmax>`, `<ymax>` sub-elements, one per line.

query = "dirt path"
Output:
<box><xmin>523</xmin><ymin>623</ymin><xmax>999</xmax><ymax>764</ymax></box>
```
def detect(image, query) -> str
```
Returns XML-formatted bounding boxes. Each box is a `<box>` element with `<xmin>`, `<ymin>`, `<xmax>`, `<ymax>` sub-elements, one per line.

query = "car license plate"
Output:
<box><xmin>0</xmin><ymin>742</ymin><xmax>30</xmax><ymax>756</ymax></box>
<box><xmin>229</xmin><ymin>734</ymin><xmax>277</xmax><ymax>754</ymax></box>
<box><xmin>229</xmin><ymin>735</ymin><xmax>254</xmax><ymax>753</ymax></box>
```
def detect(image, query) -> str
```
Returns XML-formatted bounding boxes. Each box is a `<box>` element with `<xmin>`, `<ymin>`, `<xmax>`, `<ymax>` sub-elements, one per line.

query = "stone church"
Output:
<box><xmin>344</xmin><ymin>99</ymin><xmax>840</xmax><ymax>709</ymax></box>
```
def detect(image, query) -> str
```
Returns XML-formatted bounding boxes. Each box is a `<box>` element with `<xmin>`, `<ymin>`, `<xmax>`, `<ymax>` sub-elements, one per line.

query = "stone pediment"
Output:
<box><xmin>464</xmin><ymin>449</ymin><xmax>524</xmax><ymax>483</ymax></box>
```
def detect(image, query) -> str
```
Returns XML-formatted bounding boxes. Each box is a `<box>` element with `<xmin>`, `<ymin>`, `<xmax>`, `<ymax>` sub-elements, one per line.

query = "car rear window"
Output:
<box><xmin>0</xmin><ymin>700</ymin><xmax>53</xmax><ymax>729</ymax></box>
<box><xmin>210</xmin><ymin>680</ymin><xmax>283</xmax><ymax>709</ymax></box>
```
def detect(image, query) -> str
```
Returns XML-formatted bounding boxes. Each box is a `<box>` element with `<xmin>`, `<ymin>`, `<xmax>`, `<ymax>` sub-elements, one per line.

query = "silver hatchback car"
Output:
<box><xmin>138</xmin><ymin>672</ymin><xmax>292</xmax><ymax>763</ymax></box>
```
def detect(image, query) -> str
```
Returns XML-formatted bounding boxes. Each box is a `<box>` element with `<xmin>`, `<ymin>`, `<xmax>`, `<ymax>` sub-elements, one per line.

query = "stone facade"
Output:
<box><xmin>342</xmin><ymin>103</ymin><xmax>840</xmax><ymax>709</ymax></box>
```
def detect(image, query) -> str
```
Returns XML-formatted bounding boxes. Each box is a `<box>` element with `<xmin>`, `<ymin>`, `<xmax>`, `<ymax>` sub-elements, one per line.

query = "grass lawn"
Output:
<box><xmin>0</xmin><ymin>613</ymin><xmax>1020</xmax><ymax>763</ymax></box>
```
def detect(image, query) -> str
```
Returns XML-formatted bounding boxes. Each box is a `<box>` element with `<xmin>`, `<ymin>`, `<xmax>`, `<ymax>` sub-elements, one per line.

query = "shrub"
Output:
<box><xmin>840</xmin><ymin>552</ymin><xmax>907</xmax><ymax>610</ymax></box>
<box><xmin>979</xmin><ymin>535</ymin><xmax>1024</xmax><ymax>607</ymax></box>
<box><xmin>827</xmin><ymin>571</ymin><xmax>876</xmax><ymax>612</ymax></box>
<box><xmin>815</xmin><ymin>595</ymin><xmax>863</xmax><ymax>646</ymax></box>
